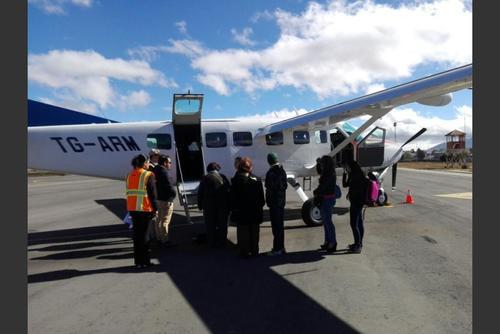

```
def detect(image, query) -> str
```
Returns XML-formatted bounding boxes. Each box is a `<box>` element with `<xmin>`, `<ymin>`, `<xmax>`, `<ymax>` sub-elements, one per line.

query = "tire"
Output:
<box><xmin>377</xmin><ymin>190</ymin><xmax>388</xmax><ymax>206</ymax></box>
<box><xmin>301</xmin><ymin>199</ymin><xmax>323</xmax><ymax>226</ymax></box>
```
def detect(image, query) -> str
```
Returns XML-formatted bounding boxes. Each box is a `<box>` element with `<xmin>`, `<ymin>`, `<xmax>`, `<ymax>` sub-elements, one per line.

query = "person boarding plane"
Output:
<box><xmin>28</xmin><ymin>64</ymin><xmax>472</xmax><ymax>226</ymax></box>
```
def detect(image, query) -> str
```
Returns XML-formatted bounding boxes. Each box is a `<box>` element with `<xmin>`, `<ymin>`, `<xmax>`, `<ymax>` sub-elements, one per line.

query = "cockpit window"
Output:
<box><xmin>205</xmin><ymin>132</ymin><xmax>227</xmax><ymax>148</ymax></box>
<box><xmin>314</xmin><ymin>130</ymin><xmax>328</xmax><ymax>144</ymax></box>
<box><xmin>359</xmin><ymin>128</ymin><xmax>385</xmax><ymax>147</ymax></box>
<box><xmin>147</xmin><ymin>134</ymin><xmax>172</xmax><ymax>149</ymax></box>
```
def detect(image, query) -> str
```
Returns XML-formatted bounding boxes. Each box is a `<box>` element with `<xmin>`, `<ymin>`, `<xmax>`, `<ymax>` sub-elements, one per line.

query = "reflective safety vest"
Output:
<box><xmin>126</xmin><ymin>168</ymin><xmax>154</xmax><ymax>212</ymax></box>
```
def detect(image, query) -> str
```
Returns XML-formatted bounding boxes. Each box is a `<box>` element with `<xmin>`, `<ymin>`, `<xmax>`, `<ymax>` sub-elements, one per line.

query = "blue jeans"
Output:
<box><xmin>320</xmin><ymin>197</ymin><xmax>337</xmax><ymax>244</ymax></box>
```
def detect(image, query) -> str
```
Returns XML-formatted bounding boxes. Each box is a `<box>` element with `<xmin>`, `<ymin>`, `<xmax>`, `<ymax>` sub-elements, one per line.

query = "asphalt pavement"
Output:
<box><xmin>28</xmin><ymin>168</ymin><xmax>472</xmax><ymax>334</ymax></box>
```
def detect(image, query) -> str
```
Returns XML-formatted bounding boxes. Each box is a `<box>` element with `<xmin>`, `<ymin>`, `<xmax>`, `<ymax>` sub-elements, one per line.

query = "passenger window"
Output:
<box><xmin>314</xmin><ymin>130</ymin><xmax>328</xmax><ymax>144</ymax></box>
<box><xmin>293</xmin><ymin>130</ymin><xmax>310</xmax><ymax>144</ymax></box>
<box><xmin>233</xmin><ymin>132</ymin><xmax>253</xmax><ymax>146</ymax></box>
<box><xmin>146</xmin><ymin>134</ymin><xmax>172</xmax><ymax>149</ymax></box>
<box><xmin>206</xmin><ymin>132</ymin><xmax>227</xmax><ymax>148</ymax></box>
<box><xmin>266</xmin><ymin>131</ymin><xmax>283</xmax><ymax>145</ymax></box>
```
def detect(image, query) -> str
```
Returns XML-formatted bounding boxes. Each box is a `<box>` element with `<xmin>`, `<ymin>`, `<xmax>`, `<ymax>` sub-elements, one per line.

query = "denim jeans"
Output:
<box><xmin>320</xmin><ymin>197</ymin><xmax>337</xmax><ymax>244</ymax></box>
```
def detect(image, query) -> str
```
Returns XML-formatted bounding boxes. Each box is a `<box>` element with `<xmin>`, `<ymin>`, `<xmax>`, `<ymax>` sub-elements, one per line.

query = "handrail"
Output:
<box><xmin>175</xmin><ymin>144</ymin><xmax>192</xmax><ymax>224</ymax></box>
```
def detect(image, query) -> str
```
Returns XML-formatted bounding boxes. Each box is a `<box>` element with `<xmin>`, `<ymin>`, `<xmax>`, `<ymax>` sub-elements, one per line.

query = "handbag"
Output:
<box><xmin>334</xmin><ymin>184</ymin><xmax>342</xmax><ymax>199</ymax></box>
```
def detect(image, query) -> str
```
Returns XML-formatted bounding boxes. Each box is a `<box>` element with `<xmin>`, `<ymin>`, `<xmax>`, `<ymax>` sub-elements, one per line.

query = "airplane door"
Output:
<box><xmin>357</xmin><ymin>127</ymin><xmax>386</xmax><ymax>167</ymax></box>
<box><xmin>172</xmin><ymin>93</ymin><xmax>205</xmax><ymax>182</ymax></box>
<box><xmin>330</xmin><ymin>127</ymin><xmax>354</xmax><ymax>167</ymax></box>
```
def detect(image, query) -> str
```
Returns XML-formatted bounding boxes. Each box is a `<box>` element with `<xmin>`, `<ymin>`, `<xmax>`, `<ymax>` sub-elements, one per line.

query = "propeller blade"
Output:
<box><xmin>392</xmin><ymin>163</ymin><xmax>398</xmax><ymax>189</ymax></box>
<box><xmin>401</xmin><ymin>128</ymin><xmax>427</xmax><ymax>148</ymax></box>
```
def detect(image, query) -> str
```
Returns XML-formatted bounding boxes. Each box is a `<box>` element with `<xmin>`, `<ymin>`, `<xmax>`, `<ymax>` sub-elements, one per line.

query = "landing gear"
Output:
<box><xmin>377</xmin><ymin>188</ymin><xmax>388</xmax><ymax>206</ymax></box>
<box><xmin>301</xmin><ymin>199</ymin><xmax>323</xmax><ymax>226</ymax></box>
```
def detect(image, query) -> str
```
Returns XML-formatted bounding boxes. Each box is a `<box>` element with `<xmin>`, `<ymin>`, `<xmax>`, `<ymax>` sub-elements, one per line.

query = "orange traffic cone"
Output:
<box><xmin>405</xmin><ymin>189</ymin><xmax>414</xmax><ymax>204</ymax></box>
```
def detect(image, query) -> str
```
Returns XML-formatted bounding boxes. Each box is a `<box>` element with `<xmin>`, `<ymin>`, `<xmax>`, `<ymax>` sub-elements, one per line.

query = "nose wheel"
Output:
<box><xmin>377</xmin><ymin>188</ymin><xmax>388</xmax><ymax>206</ymax></box>
<box><xmin>301</xmin><ymin>199</ymin><xmax>323</xmax><ymax>226</ymax></box>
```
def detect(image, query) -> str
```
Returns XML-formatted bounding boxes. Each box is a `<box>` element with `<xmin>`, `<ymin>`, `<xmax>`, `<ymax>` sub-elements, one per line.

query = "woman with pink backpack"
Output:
<box><xmin>342</xmin><ymin>160</ymin><xmax>369</xmax><ymax>253</ymax></box>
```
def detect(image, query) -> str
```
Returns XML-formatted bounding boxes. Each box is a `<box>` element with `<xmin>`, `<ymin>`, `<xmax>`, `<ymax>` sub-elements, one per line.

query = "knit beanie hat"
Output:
<box><xmin>267</xmin><ymin>152</ymin><xmax>279</xmax><ymax>165</ymax></box>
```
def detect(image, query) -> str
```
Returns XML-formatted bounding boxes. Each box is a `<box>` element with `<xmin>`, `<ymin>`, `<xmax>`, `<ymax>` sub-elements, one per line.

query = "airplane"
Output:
<box><xmin>28</xmin><ymin>63</ymin><xmax>472</xmax><ymax>226</ymax></box>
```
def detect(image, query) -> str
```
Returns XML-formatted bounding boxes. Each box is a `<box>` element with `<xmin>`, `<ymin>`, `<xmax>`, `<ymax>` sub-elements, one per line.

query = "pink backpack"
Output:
<box><xmin>365</xmin><ymin>180</ymin><xmax>379</xmax><ymax>205</ymax></box>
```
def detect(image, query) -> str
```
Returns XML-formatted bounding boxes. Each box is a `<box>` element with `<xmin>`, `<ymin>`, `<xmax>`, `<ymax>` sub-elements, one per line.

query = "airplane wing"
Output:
<box><xmin>256</xmin><ymin>64</ymin><xmax>472</xmax><ymax>137</ymax></box>
<box><xmin>28</xmin><ymin>99</ymin><xmax>118</xmax><ymax>127</ymax></box>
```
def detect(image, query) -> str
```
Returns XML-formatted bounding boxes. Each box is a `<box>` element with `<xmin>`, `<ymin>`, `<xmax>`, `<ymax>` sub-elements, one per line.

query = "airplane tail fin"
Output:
<box><xmin>28</xmin><ymin>100</ymin><xmax>118</xmax><ymax>127</ymax></box>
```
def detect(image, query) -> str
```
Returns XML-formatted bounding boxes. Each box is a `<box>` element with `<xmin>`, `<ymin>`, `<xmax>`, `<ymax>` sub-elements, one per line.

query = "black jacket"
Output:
<box><xmin>153</xmin><ymin>165</ymin><xmax>177</xmax><ymax>202</ymax></box>
<box><xmin>265</xmin><ymin>164</ymin><xmax>287</xmax><ymax>208</ymax></box>
<box><xmin>313</xmin><ymin>173</ymin><xmax>337</xmax><ymax>198</ymax></box>
<box><xmin>146</xmin><ymin>172</ymin><xmax>158</xmax><ymax>211</ymax></box>
<box><xmin>197</xmin><ymin>171</ymin><xmax>230</xmax><ymax>211</ymax></box>
<box><xmin>229</xmin><ymin>172</ymin><xmax>265</xmax><ymax>225</ymax></box>
<box><xmin>342</xmin><ymin>171</ymin><xmax>367</xmax><ymax>205</ymax></box>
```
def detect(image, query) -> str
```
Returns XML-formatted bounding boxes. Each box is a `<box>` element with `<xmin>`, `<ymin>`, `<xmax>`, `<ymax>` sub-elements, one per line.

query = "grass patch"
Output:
<box><xmin>399</xmin><ymin>161</ymin><xmax>472</xmax><ymax>172</ymax></box>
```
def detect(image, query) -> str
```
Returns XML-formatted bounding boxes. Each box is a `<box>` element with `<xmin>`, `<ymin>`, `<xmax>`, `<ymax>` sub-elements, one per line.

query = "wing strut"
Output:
<box><xmin>304</xmin><ymin>107</ymin><xmax>392</xmax><ymax>171</ymax></box>
<box><xmin>329</xmin><ymin>108</ymin><xmax>392</xmax><ymax>159</ymax></box>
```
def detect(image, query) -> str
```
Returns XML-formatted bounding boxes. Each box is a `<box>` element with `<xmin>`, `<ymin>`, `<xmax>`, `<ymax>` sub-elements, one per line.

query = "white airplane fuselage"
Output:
<box><xmin>27</xmin><ymin>119</ymin><xmax>400</xmax><ymax>182</ymax></box>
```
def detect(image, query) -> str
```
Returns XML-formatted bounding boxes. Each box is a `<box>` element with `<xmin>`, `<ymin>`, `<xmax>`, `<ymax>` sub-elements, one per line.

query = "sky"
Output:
<box><xmin>28</xmin><ymin>0</ymin><xmax>472</xmax><ymax>150</ymax></box>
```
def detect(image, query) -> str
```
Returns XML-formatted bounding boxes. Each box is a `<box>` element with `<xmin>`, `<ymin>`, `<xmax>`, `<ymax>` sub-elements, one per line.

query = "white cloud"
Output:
<box><xmin>175</xmin><ymin>21</ymin><xmax>188</xmax><ymax>35</ymax></box>
<box><xmin>28</xmin><ymin>49</ymin><xmax>176</xmax><ymax>110</ymax></box>
<box><xmin>170</xmin><ymin>0</ymin><xmax>471</xmax><ymax>98</ymax></box>
<box><xmin>366</xmin><ymin>104</ymin><xmax>473</xmax><ymax>149</ymax></box>
<box><xmin>128</xmin><ymin>46</ymin><xmax>170</xmax><ymax>62</ymax></box>
<box><xmin>127</xmin><ymin>40</ymin><xmax>206</xmax><ymax>62</ymax></box>
<box><xmin>251</xmin><ymin>10</ymin><xmax>275</xmax><ymax>23</ymax></box>
<box><xmin>129</xmin><ymin>38</ymin><xmax>214</xmax><ymax>68</ymax></box>
<box><xmin>365</xmin><ymin>83</ymin><xmax>386</xmax><ymax>94</ymax></box>
<box><xmin>118</xmin><ymin>90</ymin><xmax>152</xmax><ymax>111</ymax></box>
<box><xmin>29</xmin><ymin>0</ymin><xmax>93</xmax><ymax>15</ymax></box>
<box><xmin>231</xmin><ymin>27</ymin><xmax>257</xmax><ymax>46</ymax></box>
<box><xmin>165</xmin><ymin>39</ymin><xmax>206</xmax><ymax>58</ymax></box>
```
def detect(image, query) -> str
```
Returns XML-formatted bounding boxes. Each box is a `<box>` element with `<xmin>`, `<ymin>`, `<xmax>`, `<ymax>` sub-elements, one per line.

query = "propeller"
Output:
<box><xmin>401</xmin><ymin>128</ymin><xmax>427</xmax><ymax>148</ymax></box>
<box><xmin>391</xmin><ymin>127</ymin><xmax>427</xmax><ymax>190</ymax></box>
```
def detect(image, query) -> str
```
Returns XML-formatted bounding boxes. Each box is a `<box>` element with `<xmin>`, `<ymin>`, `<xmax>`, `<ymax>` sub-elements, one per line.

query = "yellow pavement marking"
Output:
<box><xmin>435</xmin><ymin>192</ymin><xmax>472</xmax><ymax>200</ymax></box>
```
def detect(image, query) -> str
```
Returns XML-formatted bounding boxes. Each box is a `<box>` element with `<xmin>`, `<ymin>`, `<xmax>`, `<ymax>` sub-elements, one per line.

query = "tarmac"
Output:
<box><xmin>28</xmin><ymin>168</ymin><xmax>472</xmax><ymax>334</ymax></box>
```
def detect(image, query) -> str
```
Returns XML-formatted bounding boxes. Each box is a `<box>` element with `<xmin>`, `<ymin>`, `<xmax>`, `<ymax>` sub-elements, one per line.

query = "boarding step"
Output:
<box><xmin>177</xmin><ymin>180</ymin><xmax>200</xmax><ymax>209</ymax></box>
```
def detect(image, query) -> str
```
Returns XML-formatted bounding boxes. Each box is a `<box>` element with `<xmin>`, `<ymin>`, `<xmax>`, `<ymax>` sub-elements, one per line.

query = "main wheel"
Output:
<box><xmin>301</xmin><ymin>199</ymin><xmax>323</xmax><ymax>226</ymax></box>
<box><xmin>377</xmin><ymin>189</ymin><xmax>388</xmax><ymax>206</ymax></box>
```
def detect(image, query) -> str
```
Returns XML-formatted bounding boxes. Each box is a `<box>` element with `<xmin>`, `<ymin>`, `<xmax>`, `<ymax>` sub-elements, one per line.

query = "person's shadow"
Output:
<box><xmin>29</xmin><ymin>198</ymin><xmax>360</xmax><ymax>333</ymax></box>
<box><xmin>29</xmin><ymin>230</ymin><xmax>359</xmax><ymax>333</ymax></box>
